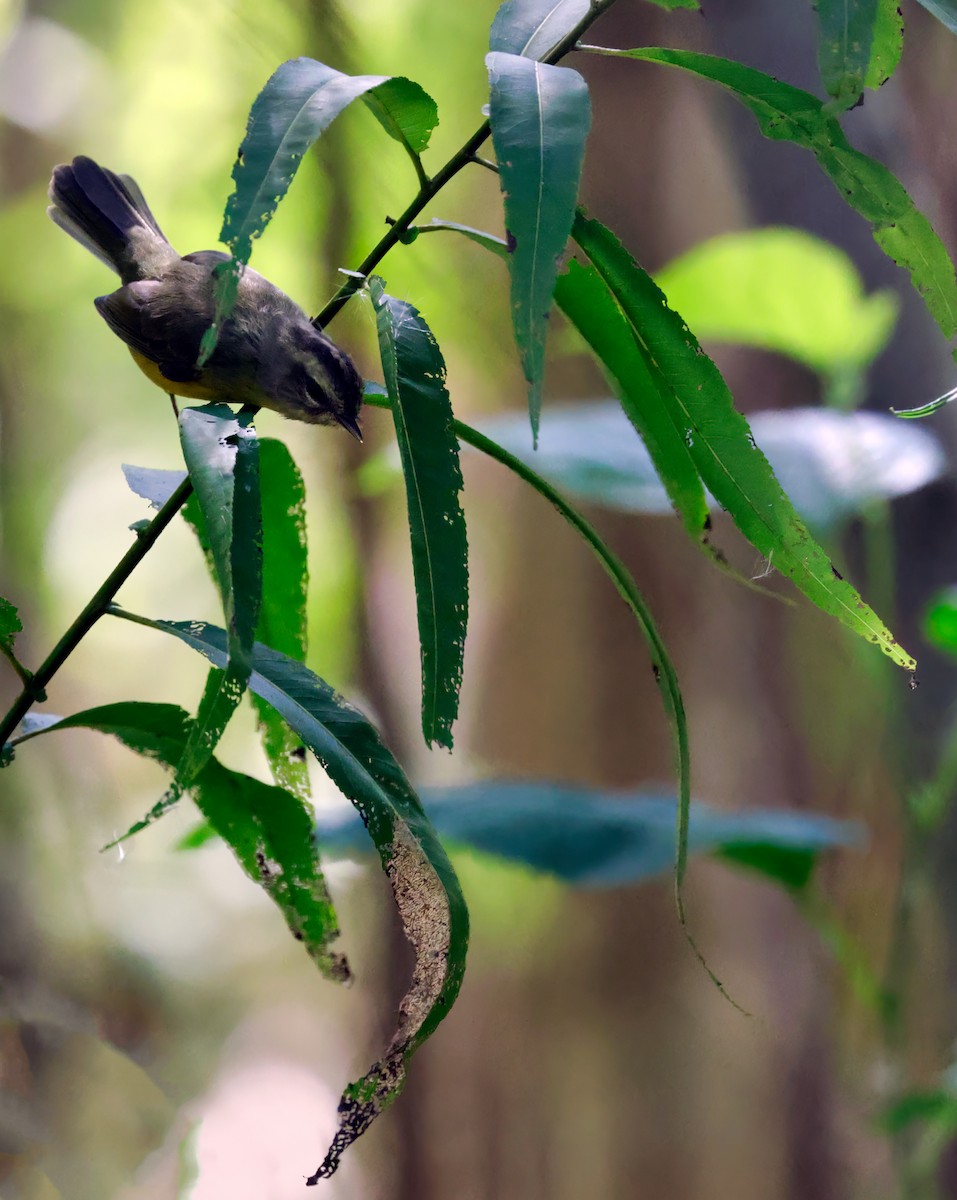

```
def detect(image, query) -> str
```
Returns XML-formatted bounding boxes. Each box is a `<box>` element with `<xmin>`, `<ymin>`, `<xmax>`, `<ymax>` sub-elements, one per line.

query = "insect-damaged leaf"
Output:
<box><xmin>369</xmin><ymin>277</ymin><xmax>469</xmax><ymax>751</ymax></box>
<box><xmin>486</xmin><ymin>50</ymin><xmax>591</xmax><ymax>438</ymax></box>
<box><xmin>111</xmin><ymin>615</ymin><xmax>469</xmax><ymax>1180</ymax></box>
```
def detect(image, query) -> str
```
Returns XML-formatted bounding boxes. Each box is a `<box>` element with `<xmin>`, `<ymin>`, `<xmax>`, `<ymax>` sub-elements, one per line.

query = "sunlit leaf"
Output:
<box><xmin>476</xmin><ymin>402</ymin><xmax>944</xmax><ymax>529</ymax></box>
<box><xmin>317</xmin><ymin>781</ymin><xmax>860</xmax><ymax>892</ymax></box>
<box><xmin>362</xmin><ymin>75</ymin><xmax>439</xmax><ymax>158</ymax></box>
<box><xmin>571</xmin><ymin>213</ymin><xmax>915</xmax><ymax>670</ymax></box>
<box><xmin>253</xmin><ymin>438</ymin><xmax>310</xmax><ymax>798</ymax></box>
<box><xmin>486</xmin><ymin>51</ymin><xmax>591</xmax><ymax>437</ymax></box>
<box><xmin>656</xmin><ymin>226</ymin><xmax>898</xmax><ymax>381</ymax></box>
<box><xmin>111</xmin><ymin>614</ymin><xmax>469</xmax><ymax>1182</ymax></box>
<box><xmin>865</xmin><ymin>0</ymin><xmax>904</xmax><ymax>89</ymax></box>
<box><xmin>553</xmin><ymin>259</ymin><xmax>709</xmax><ymax>539</ymax></box>
<box><xmin>0</xmin><ymin>595</ymin><xmax>21</xmax><ymax>651</ymax></box>
<box><xmin>584</xmin><ymin>46</ymin><xmax>957</xmax><ymax>343</ymax></box>
<box><xmin>10</xmin><ymin>701</ymin><xmax>348</xmax><ymax>982</ymax></box>
<box><xmin>814</xmin><ymin>0</ymin><xmax>879</xmax><ymax>109</ymax></box>
<box><xmin>368</xmin><ymin>278</ymin><xmax>468</xmax><ymax>750</ymax></box>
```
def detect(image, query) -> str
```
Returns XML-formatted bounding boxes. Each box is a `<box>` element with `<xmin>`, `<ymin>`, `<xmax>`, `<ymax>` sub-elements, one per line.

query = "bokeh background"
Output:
<box><xmin>4</xmin><ymin>1</ymin><xmax>957</xmax><ymax>1197</ymax></box>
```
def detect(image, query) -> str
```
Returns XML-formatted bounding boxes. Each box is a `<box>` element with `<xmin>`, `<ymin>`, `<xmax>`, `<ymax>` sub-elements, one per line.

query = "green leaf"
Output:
<box><xmin>154</xmin><ymin>405</ymin><xmax>262</xmax><ymax>824</ymax></box>
<box><xmin>878</xmin><ymin>1090</ymin><xmax>957</xmax><ymax>1134</ymax></box>
<box><xmin>253</xmin><ymin>439</ymin><xmax>310</xmax><ymax>799</ymax></box>
<box><xmin>655</xmin><ymin>226</ymin><xmax>898</xmax><ymax>382</ymax></box>
<box><xmin>915</xmin><ymin>0</ymin><xmax>957</xmax><ymax>35</ymax></box>
<box><xmin>554</xmin><ymin>259</ymin><xmax>709</xmax><ymax>539</ymax></box>
<box><xmin>865</xmin><ymin>0</ymin><xmax>904</xmax><ymax>89</ymax></box>
<box><xmin>814</xmin><ymin>0</ymin><xmax>879</xmax><ymax>109</ymax></box>
<box><xmin>586</xmin><ymin>46</ymin><xmax>957</xmax><ymax>342</ymax></box>
<box><xmin>361</xmin><ymin>75</ymin><xmax>439</xmax><ymax>158</ymax></box>
<box><xmin>571</xmin><ymin>212</ymin><xmax>915</xmax><ymax>670</ymax></box>
<box><xmin>486</xmin><ymin>51</ymin><xmax>591</xmax><ymax>437</ymax></box>
<box><xmin>490</xmin><ymin>0</ymin><xmax>591</xmax><ymax>59</ymax></box>
<box><xmin>924</xmin><ymin>589</ymin><xmax>957</xmax><ymax>654</ymax></box>
<box><xmin>476</xmin><ymin>401</ymin><xmax>944</xmax><ymax>530</ymax></box>
<box><xmin>10</xmin><ymin>701</ymin><xmax>348</xmax><ymax>982</ymax></box>
<box><xmin>317</xmin><ymin>781</ymin><xmax>860</xmax><ymax>892</ymax></box>
<box><xmin>112</xmin><ymin>614</ymin><xmax>468</xmax><ymax>1182</ymax></box>
<box><xmin>368</xmin><ymin>278</ymin><xmax>469</xmax><ymax>751</ymax></box>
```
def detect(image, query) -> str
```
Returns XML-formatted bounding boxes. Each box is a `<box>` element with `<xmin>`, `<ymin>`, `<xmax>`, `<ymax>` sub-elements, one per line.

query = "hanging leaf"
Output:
<box><xmin>571</xmin><ymin>213</ymin><xmax>915</xmax><ymax>670</ymax></box>
<box><xmin>486</xmin><ymin>50</ymin><xmax>591</xmax><ymax>437</ymax></box>
<box><xmin>317</xmin><ymin>781</ymin><xmax>861</xmax><ymax>893</ymax></box>
<box><xmin>814</xmin><ymin>0</ymin><xmax>880</xmax><ymax>109</ymax></box>
<box><xmin>9</xmin><ymin>701</ymin><xmax>348</xmax><ymax>982</ymax></box>
<box><xmin>368</xmin><ymin>278</ymin><xmax>469</xmax><ymax>751</ymax></box>
<box><xmin>122</xmin><ymin>465</ymin><xmax>188</xmax><ymax>510</ymax></box>
<box><xmin>582</xmin><ymin>46</ymin><xmax>957</xmax><ymax>343</ymax></box>
<box><xmin>108</xmin><ymin>613</ymin><xmax>469</xmax><ymax>1181</ymax></box>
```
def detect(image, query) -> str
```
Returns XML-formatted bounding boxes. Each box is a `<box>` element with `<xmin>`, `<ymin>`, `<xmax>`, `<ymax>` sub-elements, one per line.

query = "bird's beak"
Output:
<box><xmin>336</xmin><ymin>412</ymin><xmax>363</xmax><ymax>442</ymax></box>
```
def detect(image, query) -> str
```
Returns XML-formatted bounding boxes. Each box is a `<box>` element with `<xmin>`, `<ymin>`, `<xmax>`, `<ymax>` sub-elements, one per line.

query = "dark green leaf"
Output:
<box><xmin>585</xmin><ymin>47</ymin><xmax>957</xmax><ymax>342</ymax></box>
<box><xmin>814</xmin><ymin>0</ymin><xmax>879</xmax><ymax>109</ymax></box>
<box><xmin>368</xmin><ymin>278</ymin><xmax>469</xmax><ymax>751</ymax></box>
<box><xmin>156</xmin><ymin>405</ymin><xmax>262</xmax><ymax>822</ymax></box>
<box><xmin>571</xmin><ymin>213</ymin><xmax>916</xmax><ymax>671</ymax></box>
<box><xmin>554</xmin><ymin>259</ymin><xmax>709</xmax><ymax>540</ymax></box>
<box><xmin>10</xmin><ymin>701</ymin><xmax>347</xmax><ymax>982</ymax></box>
<box><xmin>113</xmin><ymin>614</ymin><xmax>468</xmax><ymax>1182</ymax></box>
<box><xmin>0</xmin><ymin>596</ymin><xmax>21</xmax><ymax>650</ymax></box>
<box><xmin>924</xmin><ymin>589</ymin><xmax>957</xmax><ymax>654</ymax></box>
<box><xmin>915</xmin><ymin>0</ymin><xmax>957</xmax><ymax>35</ymax></box>
<box><xmin>121</xmin><ymin>465</ymin><xmax>188</xmax><ymax>510</ymax></box>
<box><xmin>316</xmin><ymin>781</ymin><xmax>859</xmax><ymax>892</ymax></box>
<box><xmin>253</xmin><ymin>439</ymin><xmax>310</xmax><ymax>799</ymax></box>
<box><xmin>476</xmin><ymin>401</ymin><xmax>944</xmax><ymax>530</ymax></box>
<box><xmin>486</xmin><ymin>51</ymin><xmax>591</xmax><ymax>437</ymax></box>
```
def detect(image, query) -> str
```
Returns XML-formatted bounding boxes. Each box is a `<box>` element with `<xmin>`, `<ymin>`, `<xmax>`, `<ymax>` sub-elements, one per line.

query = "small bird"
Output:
<box><xmin>48</xmin><ymin>156</ymin><xmax>363</xmax><ymax>437</ymax></box>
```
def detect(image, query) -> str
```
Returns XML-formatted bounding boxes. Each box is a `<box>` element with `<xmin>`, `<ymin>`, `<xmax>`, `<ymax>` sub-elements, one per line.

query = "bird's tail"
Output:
<box><xmin>48</xmin><ymin>156</ymin><xmax>174</xmax><ymax>283</ymax></box>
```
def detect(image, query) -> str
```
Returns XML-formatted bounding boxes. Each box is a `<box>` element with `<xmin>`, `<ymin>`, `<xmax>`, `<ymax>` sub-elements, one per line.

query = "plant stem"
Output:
<box><xmin>0</xmin><ymin>478</ymin><xmax>192</xmax><ymax>748</ymax></box>
<box><xmin>0</xmin><ymin>0</ymin><xmax>618</xmax><ymax>746</ymax></box>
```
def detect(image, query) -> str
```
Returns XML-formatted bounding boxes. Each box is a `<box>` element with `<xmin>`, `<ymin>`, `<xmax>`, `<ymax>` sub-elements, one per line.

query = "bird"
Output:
<box><xmin>47</xmin><ymin>155</ymin><xmax>363</xmax><ymax>437</ymax></box>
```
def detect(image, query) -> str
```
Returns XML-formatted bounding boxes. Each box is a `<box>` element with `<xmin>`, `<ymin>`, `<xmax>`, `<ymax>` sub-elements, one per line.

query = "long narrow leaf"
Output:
<box><xmin>490</xmin><ymin>0</ymin><xmax>592</xmax><ymax>59</ymax></box>
<box><xmin>486</xmin><ymin>51</ymin><xmax>591</xmax><ymax>437</ymax></box>
<box><xmin>108</xmin><ymin>612</ymin><xmax>469</xmax><ymax>1182</ymax></box>
<box><xmin>369</xmin><ymin>278</ymin><xmax>469</xmax><ymax>750</ymax></box>
<box><xmin>865</xmin><ymin>0</ymin><xmax>904</xmax><ymax>89</ymax></box>
<box><xmin>11</xmin><ymin>701</ymin><xmax>348</xmax><ymax>981</ymax></box>
<box><xmin>571</xmin><ymin>212</ymin><xmax>915</xmax><ymax>671</ymax></box>
<box><xmin>583</xmin><ymin>46</ymin><xmax>957</xmax><ymax>343</ymax></box>
<box><xmin>916</xmin><ymin>0</ymin><xmax>957</xmax><ymax>34</ymax></box>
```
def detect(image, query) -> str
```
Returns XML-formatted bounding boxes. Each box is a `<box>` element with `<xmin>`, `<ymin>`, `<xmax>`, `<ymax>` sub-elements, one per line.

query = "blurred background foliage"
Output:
<box><xmin>6</xmin><ymin>0</ymin><xmax>957</xmax><ymax>1198</ymax></box>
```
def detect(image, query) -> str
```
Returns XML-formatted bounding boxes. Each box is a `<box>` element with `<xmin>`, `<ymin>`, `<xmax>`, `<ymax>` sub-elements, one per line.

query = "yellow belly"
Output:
<box><xmin>129</xmin><ymin>348</ymin><xmax>221</xmax><ymax>401</ymax></box>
